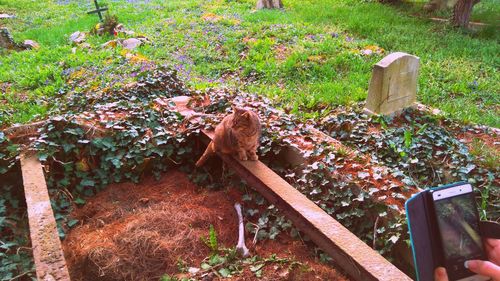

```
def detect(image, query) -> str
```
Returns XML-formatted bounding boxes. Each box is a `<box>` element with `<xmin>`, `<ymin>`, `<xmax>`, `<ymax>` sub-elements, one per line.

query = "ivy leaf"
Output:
<box><xmin>67</xmin><ymin>219</ymin><xmax>79</xmax><ymax>228</ymax></box>
<box><xmin>111</xmin><ymin>158</ymin><xmax>122</xmax><ymax>168</ymax></box>
<box><xmin>357</xmin><ymin>171</ymin><xmax>370</xmax><ymax>179</ymax></box>
<box><xmin>80</xmin><ymin>178</ymin><xmax>95</xmax><ymax>187</ymax></box>
<box><xmin>250</xmin><ymin>263</ymin><xmax>265</xmax><ymax>272</ymax></box>
<box><xmin>38</xmin><ymin>152</ymin><xmax>49</xmax><ymax>162</ymax></box>
<box><xmin>209</xmin><ymin>254</ymin><xmax>224</xmax><ymax>266</ymax></box>
<box><xmin>62</xmin><ymin>143</ymin><xmax>75</xmax><ymax>153</ymax></box>
<box><xmin>201</xmin><ymin>263</ymin><xmax>211</xmax><ymax>270</ymax></box>
<box><xmin>256</xmin><ymin>229</ymin><xmax>269</xmax><ymax>241</ymax></box>
<box><xmin>388</xmin><ymin>235</ymin><xmax>400</xmax><ymax>244</ymax></box>
<box><xmin>74</xmin><ymin>198</ymin><xmax>86</xmax><ymax>205</ymax></box>
<box><xmin>246</xmin><ymin>209</ymin><xmax>259</xmax><ymax>216</ymax></box>
<box><xmin>460</xmin><ymin>163</ymin><xmax>476</xmax><ymax>174</ymax></box>
<box><xmin>218</xmin><ymin>268</ymin><xmax>231</xmax><ymax>278</ymax></box>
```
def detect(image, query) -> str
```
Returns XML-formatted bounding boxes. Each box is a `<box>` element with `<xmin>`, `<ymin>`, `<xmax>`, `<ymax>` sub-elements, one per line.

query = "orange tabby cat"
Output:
<box><xmin>196</xmin><ymin>107</ymin><xmax>261</xmax><ymax>167</ymax></box>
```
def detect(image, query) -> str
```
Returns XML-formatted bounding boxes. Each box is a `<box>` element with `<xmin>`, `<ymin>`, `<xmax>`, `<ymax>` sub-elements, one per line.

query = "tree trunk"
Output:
<box><xmin>256</xmin><ymin>0</ymin><xmax>283</xmax><ymax>9</ymax></box>
<box><xmin>451</xmin><ymin>0</ymin><xmax>478</xmax><ymax>27</ymax></box>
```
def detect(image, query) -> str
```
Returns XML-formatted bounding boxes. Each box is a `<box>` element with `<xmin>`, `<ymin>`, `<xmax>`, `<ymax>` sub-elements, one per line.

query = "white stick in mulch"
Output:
<box><xmin>234</xmin><ymin>203</ymin><xmax>250</xmax><ymax>258</ymax></box>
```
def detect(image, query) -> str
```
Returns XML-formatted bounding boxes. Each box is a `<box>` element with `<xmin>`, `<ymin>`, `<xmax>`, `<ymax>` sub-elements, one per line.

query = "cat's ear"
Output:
<box><xmin>232</xmin><ymin>106</ymin><xmax>244</xmax><ymax>114</ymax></box>
<box><xmin>242</xmin><ymin>112</ymin><xmax>250</xmax><ymax>119</ymax></box>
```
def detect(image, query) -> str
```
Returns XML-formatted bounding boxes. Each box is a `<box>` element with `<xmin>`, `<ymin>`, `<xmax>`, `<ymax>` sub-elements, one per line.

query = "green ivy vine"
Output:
<box><xmin>1</xmin><ymin>67</ymin><xmax>498</xmax><ymax>279</ymax></box>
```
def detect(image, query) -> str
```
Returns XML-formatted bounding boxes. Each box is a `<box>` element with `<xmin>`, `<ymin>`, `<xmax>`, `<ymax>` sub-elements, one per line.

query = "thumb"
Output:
<box><xmin>466</xmin><ymin>260</ymin><xmax>500</xmax><ymax>280</ymax></box>
<box><xmin>434</xmin><ymin>267</ymin><xmax>449</xmax><ymax>281</ymax></box>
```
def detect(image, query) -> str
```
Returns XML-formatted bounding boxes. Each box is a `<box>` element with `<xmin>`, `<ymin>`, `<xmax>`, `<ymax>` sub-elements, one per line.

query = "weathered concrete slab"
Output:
<box><xmin>365</xmin><ymin>52</ymin><xmax>419</xmax><ymax>115</ymax></box>
<box><xmin>20</xmin><ymin>152</ymin><xmax>71</xmax><ymax>281</ymax></box>
<box><xmin>171</xmin><ymin>96</ymin><xmax>412</xmax><ymax>281</ymax></box>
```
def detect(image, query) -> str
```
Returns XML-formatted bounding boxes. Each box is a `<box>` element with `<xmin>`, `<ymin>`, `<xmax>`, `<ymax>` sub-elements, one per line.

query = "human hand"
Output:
<box><xmin>434</xmin><ymin>239</ymin><xmax>500</xmax><ymax>281</ymax></box>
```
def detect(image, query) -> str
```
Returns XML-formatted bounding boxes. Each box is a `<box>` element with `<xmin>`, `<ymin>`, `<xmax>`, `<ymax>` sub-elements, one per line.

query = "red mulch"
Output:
<box><xmin>62</xmin><ymin>170</ymin><xmax>349</xmax><ymax>281</ymax></box>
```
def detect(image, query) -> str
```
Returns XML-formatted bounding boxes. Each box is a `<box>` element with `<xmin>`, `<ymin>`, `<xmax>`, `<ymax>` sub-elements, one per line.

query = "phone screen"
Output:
<box><xmin>433</xmin><ymin>186</ymin><xmax>486</xmax><ymax>280</ymax></box>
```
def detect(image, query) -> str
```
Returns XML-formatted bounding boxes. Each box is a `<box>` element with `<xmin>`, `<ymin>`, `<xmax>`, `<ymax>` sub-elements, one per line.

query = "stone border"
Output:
<box><xmin>172</xmin><ymin>96</ymin><xmax>412</xmax><ymax>281</ymax></box>
<box><xmin>5</xmin><ymin>97</ymin><xmax>416</xmax><ymax>280</ymax></box>
<box><xmin>3</xmin><ymin>120</ymin><xmax>105</xmax><ymax>144</ymax></box>
<box><xmin>20</xmin><ymin>152</ymin><xmax>71</xmax><ymax>281</ymax></box>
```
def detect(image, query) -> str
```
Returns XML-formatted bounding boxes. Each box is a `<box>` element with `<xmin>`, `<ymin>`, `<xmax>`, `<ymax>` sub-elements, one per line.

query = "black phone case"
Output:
<box><xmin>406</xmin><ymin>182</ymin><xmax>500</xmax><ymax>281</ymax></box>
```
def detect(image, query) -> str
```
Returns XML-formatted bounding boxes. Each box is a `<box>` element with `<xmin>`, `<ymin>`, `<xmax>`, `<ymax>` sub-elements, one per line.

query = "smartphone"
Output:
<box><xmin>431</xmin><ymin>183</ymin><xmax>489</xmax><ymax>281</ymax></box>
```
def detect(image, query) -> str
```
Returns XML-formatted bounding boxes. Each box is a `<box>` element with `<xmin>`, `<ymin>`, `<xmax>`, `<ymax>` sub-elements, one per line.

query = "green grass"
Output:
<box><xmin>0</xmin><ymin>0</ymin><xmax>498</xmax><ymax>127</ymax></box>
<box><xmin>470</xmin><ymin>138</ymin><xmax>500</xmax><ymax>170</ymax></box>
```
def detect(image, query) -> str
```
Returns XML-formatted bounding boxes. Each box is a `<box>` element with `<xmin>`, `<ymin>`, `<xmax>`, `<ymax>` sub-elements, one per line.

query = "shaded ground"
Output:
<box><xmin>62</xmin><ymin>170</ymin><xmax>348</xmax><ymax>281</ymax></box>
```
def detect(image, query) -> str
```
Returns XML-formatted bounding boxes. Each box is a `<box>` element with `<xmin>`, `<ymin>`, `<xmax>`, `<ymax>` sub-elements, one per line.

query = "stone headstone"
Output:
<box><xmin>365</xmin><ymin>52</ymin><xmax>419</xmax><ymax>115</ymax></box>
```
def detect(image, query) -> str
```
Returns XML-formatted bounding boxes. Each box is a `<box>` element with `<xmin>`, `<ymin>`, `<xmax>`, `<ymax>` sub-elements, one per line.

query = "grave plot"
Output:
<box><xmin>320</xmin><ymin>104</ymin><xmax>499</xmax><ymax>196</ymax></box>
<box><xmin>163</xmin><ymin>93</ymin><xmax>413</xmax><ymax>268</ymax></box>
<box><xmin>4</xmin><ymin>148</ymin><xmax>353</xmax><ymax>281</ymax></box>
<box><xmin>1</xmin><ymin>65</ymin><xmax>497</xmax><ymax>280</ymax></box>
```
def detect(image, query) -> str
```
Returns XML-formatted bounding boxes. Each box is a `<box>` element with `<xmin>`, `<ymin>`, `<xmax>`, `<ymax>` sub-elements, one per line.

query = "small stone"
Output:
<box><xmin>79</xmin><ymin>43</ymin><xmax>91</xmax><ymax>50</ymax></box>
<box><xmin>137</xmin><ymin>36</ymin><xmax>150</xmax><ymax>43</ymax></box>
<box><xmin>0</xmin><ymin>14</ymin><xmax>15</xmax><ymax>19</ymax></box>
<box><xmin>23</xmin><ymin>40</ymin><xmax>39</xmax><ymax>49</ymax></box>
<box><xmin>188</xmin><ymin>267</ymin><xmax>200</xmax><ymax>275</ymax></box>
<box><xmin>114</xmin><ymin>24</ymin><xmax>135</xmax><ymax>36</ymax></box>
<box><xmin>101</xmin><ymin>39</ymin><xmax>119</xmax><ymax>48</ymax></box>
<box><xmin>431</xmin><ymin>107</ymin><xmax>442</xmax><ymax>115</ymax></box>
<box><xmin>278</xmin><ymin>269</ymin><xmax>289</xmax><ymax>278</ymax></box>
<box><xmin>114</xmin><ymin>24</ymin><xmax>125</xmax><ymax>32</ymax></box>
<box><xmin>201</xmin><ymin>13</ymin><xmax>222</xmax><ymax>22</ymax></box>
<box><xmin>358</xmin><ymin>171</ymin><xmax>370</xmax><ymax>179</ymax></box>
<box><xmin>201</xmin><ymin>272</ymin><xmax>215</xmax><ymax>281</ymax></box>
<box><xmin>122</xmin><ymin>38</ymin><xmax>142</xmax><ymax>50</ymax></box>
<box><xmin>362</xmin><ymin>49</ymin><xmax>373</xmax><ymax>56</ymax></box>
<box><xmin>69</xmin><ymin>31</ymin><xmax>86</xmax><ymax>44</ymax></box>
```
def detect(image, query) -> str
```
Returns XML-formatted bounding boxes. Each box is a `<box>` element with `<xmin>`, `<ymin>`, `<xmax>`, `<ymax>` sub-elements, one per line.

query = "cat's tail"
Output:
<box><xmin>196</xmin><ymin>141</ymin><xmax>216</xmax><ymax>167</ymax></box>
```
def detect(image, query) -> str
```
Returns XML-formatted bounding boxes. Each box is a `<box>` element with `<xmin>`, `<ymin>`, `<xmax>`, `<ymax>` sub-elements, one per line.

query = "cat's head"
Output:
<box><xmin>231</xmin><ymin>106</ymin><xmax>257</xmax><ymax>130</ymax></box>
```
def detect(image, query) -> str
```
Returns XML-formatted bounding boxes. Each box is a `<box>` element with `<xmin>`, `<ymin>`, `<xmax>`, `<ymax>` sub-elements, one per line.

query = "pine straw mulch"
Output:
<box><xmin>62</xmin><ymin>170</ymin><xmax>349</xmax><ymax>281</ymax></box>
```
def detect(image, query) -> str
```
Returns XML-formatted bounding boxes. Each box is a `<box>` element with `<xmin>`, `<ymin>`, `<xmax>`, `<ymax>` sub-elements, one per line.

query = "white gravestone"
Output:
<box><xmin>365</xmin><ymin>52</ymin><xmax>420</xmax><ymax>115</ymax></box>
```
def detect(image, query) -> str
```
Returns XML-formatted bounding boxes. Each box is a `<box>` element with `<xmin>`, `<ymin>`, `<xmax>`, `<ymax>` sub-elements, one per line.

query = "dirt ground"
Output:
<box><xmin>62</xmin><ymin>170</ymin><xmax>349</xmax><ymax>281</ymax></box>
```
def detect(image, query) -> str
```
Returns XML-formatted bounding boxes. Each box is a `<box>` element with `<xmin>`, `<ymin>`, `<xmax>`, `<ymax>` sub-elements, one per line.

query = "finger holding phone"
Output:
<box><xmin>434</xmin><ymin>238</ymin><xmax>500</xmax><ymax>281</ymax></box>
<box><xmin>431</xmin><ymin>184</ymin><xmax>498</xmax><ymax>281</ymax></box>
<box><xmin>406</xmin><ymin>182</ymin><xmax>500</xmax><ymax>281</ymax></box>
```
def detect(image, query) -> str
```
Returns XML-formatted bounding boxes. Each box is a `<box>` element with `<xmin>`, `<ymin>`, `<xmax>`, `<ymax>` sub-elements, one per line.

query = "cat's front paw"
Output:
<box><xmin>238</xmin><ymin>151</ymin><xmax>248</xmax><ymax>161</ymax></box>
<box><xmin>249</xmin><ymin>154</ymin><xmax>258</xmax><ymax>161</ymax></box>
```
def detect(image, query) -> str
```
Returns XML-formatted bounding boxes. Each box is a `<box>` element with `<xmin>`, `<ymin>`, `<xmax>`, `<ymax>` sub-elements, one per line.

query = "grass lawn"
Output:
<box><xmin>0</xmin><ymin>0</ymin><xmax>498</xmax><ymax>127</ymax></box>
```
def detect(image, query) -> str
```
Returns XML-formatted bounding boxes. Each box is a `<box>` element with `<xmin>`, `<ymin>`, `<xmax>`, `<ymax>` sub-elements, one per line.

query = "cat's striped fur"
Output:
<box><xmin>196</xmin><ymin>107</ymin><xmax>261</xmax><ymax>167</ymax></box>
